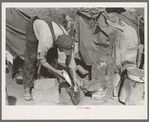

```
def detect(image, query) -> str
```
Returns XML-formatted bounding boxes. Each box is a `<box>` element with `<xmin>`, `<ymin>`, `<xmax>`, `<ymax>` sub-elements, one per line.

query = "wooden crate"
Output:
<box><xmin>32</xmin><ymin>78</ymin><xmax>60</xmax><ymax>105</ymax></box>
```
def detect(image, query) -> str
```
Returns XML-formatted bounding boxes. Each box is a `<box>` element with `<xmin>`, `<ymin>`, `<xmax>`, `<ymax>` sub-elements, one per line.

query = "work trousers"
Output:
<box><xmin>22</xmin><ymin>16</ymin><xmax>39</xmax><ymax>89</ymax></box>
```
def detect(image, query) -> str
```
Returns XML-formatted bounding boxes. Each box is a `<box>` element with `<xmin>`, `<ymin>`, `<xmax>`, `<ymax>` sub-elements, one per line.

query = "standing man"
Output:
<box><xmin>23</xmin><ymin>16</ymin><xmax>80</xmax><ymax>101</ymax></box>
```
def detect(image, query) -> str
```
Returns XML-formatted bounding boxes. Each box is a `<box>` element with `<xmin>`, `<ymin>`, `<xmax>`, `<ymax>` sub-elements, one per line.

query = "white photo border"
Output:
<box><xmin>2</xmin><ymin>2</ymin><xmax>148</xmax><ymax>120</ymax></box>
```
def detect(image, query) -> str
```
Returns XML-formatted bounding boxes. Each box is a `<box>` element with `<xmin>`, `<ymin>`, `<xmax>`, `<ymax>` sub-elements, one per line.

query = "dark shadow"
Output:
<box><xmin>117</xmin><ymin>69</ymin><xmax>127</xmax><ymax>98</ymax></box>
<box><xmin>46</xmin><ymin>47</ymin><xmax>58</xmax><ymax>64</ymax></box>
<box><xmin>118</xmin><ymin>99</ymin><xmax>125</xmax><ymax>105</ymax></box>
<box><xmin>75</xmin><ymin>58</ymin><xmax>92</xmax><ymax>80</ymax></box>
<box><xmin>105</xmin><ymin>8</ymin><xmax>126</xmax><ymax>14</ymax></box>
<box><xmin>139</xmin><ymin>52</ymin><xmax>144</xmax><ymax>69</ymax></box>
<box><xmin>12</xmin><ymin>56</ymin><xmax>24</xmax><ymax>79</ymax></box>
<box><xmin>7</xmin><ymin>96</ymin><xmax>17</xmax><ymax>105</ymax></box>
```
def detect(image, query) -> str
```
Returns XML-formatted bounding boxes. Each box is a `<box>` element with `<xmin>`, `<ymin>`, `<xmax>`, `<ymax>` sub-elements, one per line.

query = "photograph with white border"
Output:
<box><xmin>2</xmin><ymin>2</ymin><xmax>148</xmax><ymax>120</ymax></box>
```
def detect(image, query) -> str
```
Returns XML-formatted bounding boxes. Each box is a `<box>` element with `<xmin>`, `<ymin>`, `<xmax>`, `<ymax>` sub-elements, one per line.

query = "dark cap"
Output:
<box><xmin>56</xmin><ymin>34</ymin><xmax>74</xmax><ymax>55</ymax></box>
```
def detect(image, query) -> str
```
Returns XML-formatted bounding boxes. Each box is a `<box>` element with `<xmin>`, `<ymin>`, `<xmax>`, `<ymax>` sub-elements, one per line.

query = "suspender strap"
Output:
<box><xmin>42</xmin><ymin>18</ymin><xmax>65</xmax><ymax>43</ymax></box>
<box><xmin>42</xmin><ymin>18</ymin><xmax>57</xmax><ymax>42</ymax></box>
<box><xmin>53</xmin><ymin>21</ymin><xmax>65</xmax><ymax>35</ymax></box>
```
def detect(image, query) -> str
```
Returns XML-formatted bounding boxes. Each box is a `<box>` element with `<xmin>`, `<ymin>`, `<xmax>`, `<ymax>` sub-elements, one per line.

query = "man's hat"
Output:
<box><xmin>56</xmin><ymin>34</ymin><xmax>74</xmax><ymax>55</ymax></box>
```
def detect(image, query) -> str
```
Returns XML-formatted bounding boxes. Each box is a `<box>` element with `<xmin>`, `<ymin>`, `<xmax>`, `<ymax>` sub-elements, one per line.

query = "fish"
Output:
<box><xmin>62</xmin><ymin>70</ymin><xmax>72</xmax><ymax>86</ymax></box>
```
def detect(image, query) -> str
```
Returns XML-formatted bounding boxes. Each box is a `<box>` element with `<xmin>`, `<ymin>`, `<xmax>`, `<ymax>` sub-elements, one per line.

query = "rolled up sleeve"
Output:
<box><xmin>37</xmin><ymin>42</ymin><xmax>48</xmax><ymax>63</ymax></box>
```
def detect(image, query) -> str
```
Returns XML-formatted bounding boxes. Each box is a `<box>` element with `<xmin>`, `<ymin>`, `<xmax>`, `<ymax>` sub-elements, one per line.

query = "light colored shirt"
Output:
<box><xmin>33</xmin><ymin>19</ymin><xmax>68</xmax><ymax>62</ymax></box>
<box><xmin>33</xmin><ymin>19</ymin><xmax>76</xmax><ymax>68</ymax></box>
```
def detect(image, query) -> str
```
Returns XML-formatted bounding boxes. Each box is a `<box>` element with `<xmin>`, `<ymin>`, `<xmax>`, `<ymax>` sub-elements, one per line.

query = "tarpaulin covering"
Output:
<box><xmin>74</xmin><ymin>8</ymin><xmax>143</xmax><ymax>74</ymax></box>
<box><xmin>6</xmin><ymin>8</ymin><xmax>31</xmax><ymax>60</ymax></box>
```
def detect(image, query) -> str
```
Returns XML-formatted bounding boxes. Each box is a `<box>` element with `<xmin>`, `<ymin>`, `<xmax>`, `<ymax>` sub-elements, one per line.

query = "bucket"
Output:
<box><xmin>119</xmin><ymin>67</ymin><xmax>144</xmax><ymax>105</ymax></box>
<box><xmin>92</xmin><ymin>85</ymin><xmax>107</xmax><ymax>104</ymax></box>
<box><xmin>15</xmin><ymin>72</ymin><xmax>23</xmax><ymax>84</ymax></box>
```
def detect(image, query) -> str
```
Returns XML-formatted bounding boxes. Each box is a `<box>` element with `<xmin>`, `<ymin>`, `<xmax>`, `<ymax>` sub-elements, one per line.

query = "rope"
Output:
<box><xmin>14</xmin><ymin>8</ymin><xmax>30</xmax><ymax>21</ymax></box>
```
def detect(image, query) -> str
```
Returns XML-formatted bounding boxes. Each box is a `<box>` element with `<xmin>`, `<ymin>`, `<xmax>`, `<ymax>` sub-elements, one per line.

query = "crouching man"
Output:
<box><xmin>22</xmin><ymin>16</ymin><xmax>81</xmax><ymax>101</ymax></box>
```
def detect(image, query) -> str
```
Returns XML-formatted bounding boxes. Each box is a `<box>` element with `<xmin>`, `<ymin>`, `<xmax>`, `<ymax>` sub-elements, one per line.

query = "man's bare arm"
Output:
<box><xmin>40</xmin><ymin>61</ymin><xmax>64</xmax><ymax>77</ymax></box>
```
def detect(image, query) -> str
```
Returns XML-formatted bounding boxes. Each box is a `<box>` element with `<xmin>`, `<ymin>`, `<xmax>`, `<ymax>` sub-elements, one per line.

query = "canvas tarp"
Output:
<box><xmin>74</xmin><ymin>8</ymin><xmax>143</xmax><ymax>74</ymax></box>
<box><xmin>6</xmin><ymin>8</ymin><xmax>31</xmax><ymax>60</ymax></box>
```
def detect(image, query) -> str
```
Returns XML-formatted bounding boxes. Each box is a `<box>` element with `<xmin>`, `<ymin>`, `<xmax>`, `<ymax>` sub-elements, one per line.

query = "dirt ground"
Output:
<box><xmin>6</xmin><ymin>69</ymin><xmax>124</xmax><ymax>106</ymax></box>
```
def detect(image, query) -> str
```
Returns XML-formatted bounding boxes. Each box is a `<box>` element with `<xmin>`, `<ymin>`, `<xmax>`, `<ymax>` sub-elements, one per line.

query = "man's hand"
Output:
<box><xmin>74</xmin><ymin>76</ymin><xmax>82</xmax><ymax>88</ymax></box>
<box><xmin>56</xmin><ymin>70</ymin><xmax>64</xmax><ymax>77</ymax></box>
<box><xmin>40</xmin><ymin>61</ymin><xmax>64</xmax><ymax>78</ymax></box>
